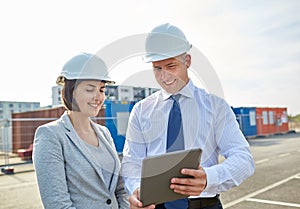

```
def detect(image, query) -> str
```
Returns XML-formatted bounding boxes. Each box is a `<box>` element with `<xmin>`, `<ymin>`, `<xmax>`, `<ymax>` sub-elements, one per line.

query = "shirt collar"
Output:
<box><xmin>161</xmin><ymin>79</ymin><xmax>194</xmax><ymax>101</ymax></box>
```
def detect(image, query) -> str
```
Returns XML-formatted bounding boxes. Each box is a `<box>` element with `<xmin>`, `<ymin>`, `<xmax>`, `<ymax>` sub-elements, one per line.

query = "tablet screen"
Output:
<box><xmin>140</xmin><ymin>148</ymin><xmax>202</xmax><ymax>206</ymax></box>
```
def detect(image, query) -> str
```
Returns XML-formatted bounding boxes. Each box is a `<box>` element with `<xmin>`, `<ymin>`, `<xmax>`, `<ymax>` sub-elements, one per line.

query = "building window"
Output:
<box><xmin>249</xmin><ymin>111</ymin><xmax>256</xmax><ymax>126</ymax></box>
<box><xmin>281</xmin><ymin>111</ymin><xmax>288</xmax><ymax>123</ymax></box>
<box><xmin>269</xmin><ymin>111</ymin><xmax>274</xmax><ymax>124</ymax></box>
<box><xmin>121</xmin><ymin>89</ymin><xmax>129</xmax><ymax>92</ymax></box>
<box><xmin>262</xmin><ymin>111</ymin><xmax>268</xmax><ymax>125</ymax></box>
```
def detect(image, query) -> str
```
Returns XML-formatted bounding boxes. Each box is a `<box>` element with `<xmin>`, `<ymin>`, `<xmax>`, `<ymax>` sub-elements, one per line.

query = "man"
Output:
<box><xmin>121</xmin><ymin>23</ymin><xmax>254</xmax><ymax>209</ymax></box>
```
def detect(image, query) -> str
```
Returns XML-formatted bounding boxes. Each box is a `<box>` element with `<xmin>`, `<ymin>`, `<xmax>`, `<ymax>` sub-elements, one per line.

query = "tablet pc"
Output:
<box><xmin>140</xmin><ymin>148</ymin><xmax>202</xmax><ymax>206</ymax></box>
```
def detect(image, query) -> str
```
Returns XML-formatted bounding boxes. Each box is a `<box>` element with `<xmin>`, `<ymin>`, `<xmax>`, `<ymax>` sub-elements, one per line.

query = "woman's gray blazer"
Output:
<box><xmin>33</xmin><ymin>111</ymin><xmax>129</xmax><ymax>209</ymax></box>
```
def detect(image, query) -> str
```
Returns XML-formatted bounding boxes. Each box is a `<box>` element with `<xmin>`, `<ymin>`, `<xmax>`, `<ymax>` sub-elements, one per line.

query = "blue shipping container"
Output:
<box><xmin>104</xmin><ymin>100</ymin><xmax>137</xmax><ymax>153</ymax></box>
<box><xmin>232</xmin><ymin>107</ymin><xmax>257</xmax><ymax>137</ymax></box>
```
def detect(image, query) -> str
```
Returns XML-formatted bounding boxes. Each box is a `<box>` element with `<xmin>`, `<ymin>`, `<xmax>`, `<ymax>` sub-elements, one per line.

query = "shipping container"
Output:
<box><xmin>274</xmin><ymin>107</ymin><xmax>289</xmax><ymax>133</ymax></box>
<box><xmin>12</xmin><ymin>106</ymin><xmax>105</xmax><ymax>153</ymax></box>
<box><xmin>232</xmin><ymin>107</ymin><xmax>257</xmax><ymax>137</ymax></box>
<box><xmin>256</xmin><ymin>107</ymin><xmax>272</xmax><ymax>136</ymax></box>
<box><xmin>256</xmin><ymin>107</ymin><xmax>289</xmax><ymax>136</ymax></box>
<box><xmin>12</xmin><ymin>106</ymin><xmax>66</xmax><ymax>153</ymax></box>
<box><xmin>103</xmin><ymin>100</ymin><xmax>137</xmax><ymax>153</ymax></box>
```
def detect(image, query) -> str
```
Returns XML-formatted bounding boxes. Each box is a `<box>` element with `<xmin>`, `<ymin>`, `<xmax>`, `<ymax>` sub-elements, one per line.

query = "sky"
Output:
<box><xmin>1</xmin><ymin>0</ymin><xmax>300</xmax><ymax>115</ymax></box>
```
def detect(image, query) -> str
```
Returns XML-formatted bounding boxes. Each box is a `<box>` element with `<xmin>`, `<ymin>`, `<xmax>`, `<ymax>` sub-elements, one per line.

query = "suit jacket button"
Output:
<box><xmin>106</xmin><ymin>199</ymin><xmax>112</xmax><ymax>205</ymax></box>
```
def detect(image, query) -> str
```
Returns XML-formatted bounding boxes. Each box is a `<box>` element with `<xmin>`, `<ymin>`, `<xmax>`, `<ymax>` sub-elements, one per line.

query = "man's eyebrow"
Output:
<box><xmin>153</xmin><ymin>61</ymin><xmax>177</xmax><ymax>68</ymax></box>
<box><xmin>153</xmin><ymin>66</ymin><xmax>162</xmax><ymax>69</ymax></box>
<box><xmin>166</xmin><ymin>62</ymin><xmax>176</xmax><ymax>66</ymax></box>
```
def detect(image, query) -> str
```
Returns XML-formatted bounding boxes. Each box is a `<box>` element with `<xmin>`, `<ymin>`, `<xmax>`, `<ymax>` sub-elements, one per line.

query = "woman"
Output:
<box><xmin>33</xmin><ymin>53</ymin><xmax>129</xmax><ymax>209</ymax></box>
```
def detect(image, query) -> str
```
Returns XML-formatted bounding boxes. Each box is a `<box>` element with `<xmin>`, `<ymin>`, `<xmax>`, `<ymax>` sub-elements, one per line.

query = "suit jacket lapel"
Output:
<box><xmin>60</xmin><ymin>112</ymin><xmax>106</xmax><ymax>187</ymax></box>
<box><xmin>92</xmin><ymin>122</ymin><xmax>121</xmax><ymax>193</ymax></box>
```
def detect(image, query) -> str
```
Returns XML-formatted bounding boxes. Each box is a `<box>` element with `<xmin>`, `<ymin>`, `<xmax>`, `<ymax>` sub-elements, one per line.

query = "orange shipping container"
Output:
<box><xmin>256</xmin><ymin>107</ymin><xmax>270</xmax><ymax>136</ymax></box>
<box><xmin>274</xmin><ymin>107</ymin><xmax>289</xmax><ymax>133</ymax></box>
<box><xmin>256</xmin><ymin>107</ymin><xmax>289</xmax><ymax>136</ymax></box>
<box><xmin>12</xmin><ymin>106</ymin><xmax>105</xmax><ymax>153</ymax></box>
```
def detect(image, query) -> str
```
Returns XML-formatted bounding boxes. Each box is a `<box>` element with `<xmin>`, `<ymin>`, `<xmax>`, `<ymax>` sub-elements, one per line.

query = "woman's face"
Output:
<box><xmin>72</xmin><ymin>80</ymin><xmax>106</xmax><ymax>117</ymax></box>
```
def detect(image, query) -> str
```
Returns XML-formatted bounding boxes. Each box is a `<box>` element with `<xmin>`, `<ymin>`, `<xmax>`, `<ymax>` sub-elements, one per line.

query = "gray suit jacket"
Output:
<box><xmin>33</xmin><ymin>111</ymin><xmax>129</xmax><ymax>209</ymax></box>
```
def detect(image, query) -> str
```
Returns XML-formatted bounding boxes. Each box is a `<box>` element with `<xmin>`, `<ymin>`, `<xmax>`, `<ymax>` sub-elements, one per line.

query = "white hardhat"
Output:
<box><xmin>56</xmin><ymin>53</ymin><xmax>115</xmax><ymax>85</ymax></box>
<box><xmin>143</xmin><ymin>23</ymin><xmax>192</xmax><ymax>63</ymax></box>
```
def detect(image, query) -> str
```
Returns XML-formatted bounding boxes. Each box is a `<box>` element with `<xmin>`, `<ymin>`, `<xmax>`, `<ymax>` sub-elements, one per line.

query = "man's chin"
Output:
<box><xmin>163</xmin><ymin>87</ymin><xmax>178</xmax><ymax>94</ymax></box>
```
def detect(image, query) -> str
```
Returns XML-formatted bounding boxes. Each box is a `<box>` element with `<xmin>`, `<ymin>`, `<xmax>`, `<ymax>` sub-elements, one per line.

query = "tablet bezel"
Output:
<box><xmin>140</xmin><ymin>148</ymin><xmax>202</xmax><ymax>206</ymax></box>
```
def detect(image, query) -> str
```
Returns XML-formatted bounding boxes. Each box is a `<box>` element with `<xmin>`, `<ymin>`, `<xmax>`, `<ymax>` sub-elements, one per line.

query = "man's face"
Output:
<box><xmin>152</xmin><ymin>54</ymin><xmax>190</xmax><ymax>94</ymax></box>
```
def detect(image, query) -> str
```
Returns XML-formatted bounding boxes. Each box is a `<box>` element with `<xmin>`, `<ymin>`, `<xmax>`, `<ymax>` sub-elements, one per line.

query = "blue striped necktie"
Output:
<box><xmin>165</xmin><ymin>94</ymin><xmax>188</xmax><ymax>209</ymax></box>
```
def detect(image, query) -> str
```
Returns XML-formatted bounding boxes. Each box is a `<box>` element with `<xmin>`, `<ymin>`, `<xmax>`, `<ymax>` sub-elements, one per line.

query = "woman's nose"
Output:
<box><xmin>94</xmin><ymin>91</ymin><xmax>101</xmax><ymax>100</ymax></box>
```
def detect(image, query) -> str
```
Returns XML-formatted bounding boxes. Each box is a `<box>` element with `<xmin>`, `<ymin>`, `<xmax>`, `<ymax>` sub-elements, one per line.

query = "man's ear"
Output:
<box><xmin>185</xmin><ymin>54</ymin><xmax>191</xmax><ymax>68</ymax></box>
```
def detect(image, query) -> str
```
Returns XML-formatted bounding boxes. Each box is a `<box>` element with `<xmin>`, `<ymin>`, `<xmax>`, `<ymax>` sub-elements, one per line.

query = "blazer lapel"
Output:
<box><xmin>60</xmin><ymin>113</ymin><xmax>106</xmax><ymax>185</ymax></box>
<box><xmin>92</xmin><ymin>122</ymin><xmax>121</xmax><ymax>193</ymax></box>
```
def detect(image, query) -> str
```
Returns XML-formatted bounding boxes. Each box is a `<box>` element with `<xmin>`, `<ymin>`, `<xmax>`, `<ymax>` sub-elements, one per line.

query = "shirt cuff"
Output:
<box><xmin>126</xmin><ymin>179</ymin><xmax>141</xmax><ymax>195</ymax></box>
<box><xmin>203</xmin><ymin>166</ymin><xmax>219</xmax><ymax>192</ymax></box>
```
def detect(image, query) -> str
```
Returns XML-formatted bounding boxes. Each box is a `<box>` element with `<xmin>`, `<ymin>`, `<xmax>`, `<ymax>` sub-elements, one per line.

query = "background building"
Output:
<box><xmin>105</xmin><ymin>85</ymin><xmax>159</xmax><ymax>101</ymax></box>
<box><xmin>0</xmin><ymin>101</ymin><xmax>40</xmax><ymax>120</ymax></box>
<box><xmin>51</xmin><ymin>85</ymin><xmax>63</xmax><ymax>107</ymax></box>
<box><xmin>0</xmin><ymin>101</ymin><xmax>40</xmax><ymax>152</ymax></box>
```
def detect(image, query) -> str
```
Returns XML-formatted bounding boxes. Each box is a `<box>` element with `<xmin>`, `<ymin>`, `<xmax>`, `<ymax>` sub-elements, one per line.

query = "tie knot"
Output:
<box><xmin>171</xmin><ymin>94</ymin><xmax>181</xmax><ymax>103</ymax></box>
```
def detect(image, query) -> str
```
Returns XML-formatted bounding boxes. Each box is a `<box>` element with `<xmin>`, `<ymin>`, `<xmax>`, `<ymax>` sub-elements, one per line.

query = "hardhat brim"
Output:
<box><xmin>56</xmin><ymin>75</ymin><xmax>116</xmax><ymax>86</ymax></box>
<box><xmin>143</xmin><ymin>44</ymin><xmax>192</xmax><ymax>63</ymax></box>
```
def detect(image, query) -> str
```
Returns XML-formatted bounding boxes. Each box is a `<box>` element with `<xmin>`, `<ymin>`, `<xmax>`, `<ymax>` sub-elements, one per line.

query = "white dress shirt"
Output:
<box><xmin>121</xmin><ymin>79</ymin><xmax>254</xmax><ymax>198</ymax></box>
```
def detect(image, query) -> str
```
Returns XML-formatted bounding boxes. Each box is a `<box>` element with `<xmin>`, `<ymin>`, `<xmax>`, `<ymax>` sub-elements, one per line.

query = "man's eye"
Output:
<box><xmin>167</xmin><ymin>64</ymin><xmax>176</xmax><ymax>69</ymax></box>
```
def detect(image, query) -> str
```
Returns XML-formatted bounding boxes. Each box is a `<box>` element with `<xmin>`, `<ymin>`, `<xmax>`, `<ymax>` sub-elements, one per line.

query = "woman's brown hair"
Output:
<box><xmin>61</xmin><ymin>79</ymin><xmax>82</xmax><ymax>111</ymax></box>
